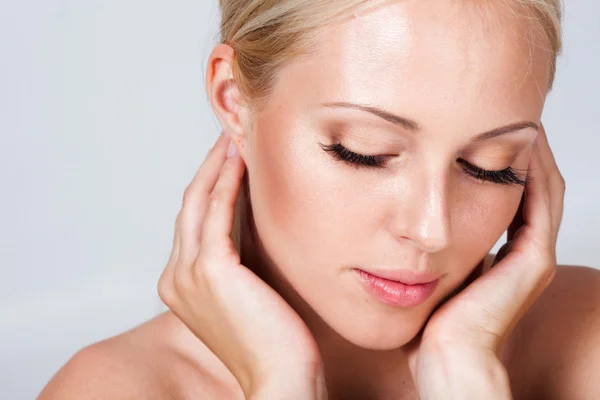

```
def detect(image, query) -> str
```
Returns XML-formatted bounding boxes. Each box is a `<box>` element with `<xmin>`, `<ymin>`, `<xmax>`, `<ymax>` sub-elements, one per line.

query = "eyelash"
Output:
<box><xmin>320</xmin><ymin>142</ymin><xmax>527</xmax><ymax>187</ymax></box>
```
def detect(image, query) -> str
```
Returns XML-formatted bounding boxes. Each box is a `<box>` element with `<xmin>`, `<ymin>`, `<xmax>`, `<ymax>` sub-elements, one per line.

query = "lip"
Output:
<box><xmin>355</xmin><ymin>268</ymin><xmax>440</xmax><ymax>307</ymax></box>
<box><xmin>359</xmin><ymin>267</ymin><xmax>441</xmax><ymax>285</ymax></box>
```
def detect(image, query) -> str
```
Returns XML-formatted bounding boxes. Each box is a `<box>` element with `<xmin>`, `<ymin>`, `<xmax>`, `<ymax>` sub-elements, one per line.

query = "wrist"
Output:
<box><xmin>248</xmin><ymin>363</ymin><xmax>328</xmax><ymax>400</ymax></box>
<box><xmin>412</xmin><ymin>343</ymin><xmax>512</xmax><ymax>400</ymax></box>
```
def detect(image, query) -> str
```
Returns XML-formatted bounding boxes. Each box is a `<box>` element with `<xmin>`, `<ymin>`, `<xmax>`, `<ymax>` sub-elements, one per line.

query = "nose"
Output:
<box><xmin>388</xmin><ymin>176</ymin><xmax>452</xmax><ymax>253</ymax></box>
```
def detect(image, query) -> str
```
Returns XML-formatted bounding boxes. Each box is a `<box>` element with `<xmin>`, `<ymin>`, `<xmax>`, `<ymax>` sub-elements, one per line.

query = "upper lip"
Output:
<box><xmin>357</xmin><ymin>268</ymin><xmax>441</xmax><ymax>285</ymax></box>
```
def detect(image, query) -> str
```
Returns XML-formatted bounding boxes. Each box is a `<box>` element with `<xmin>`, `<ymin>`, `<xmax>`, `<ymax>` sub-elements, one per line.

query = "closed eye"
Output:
<box><xmin>320</xmin><ymin>142</ymin><xmax>388</xmax><ymax>168</ymax></box>
<box><xmin>320</xmin><ymin>141</ymin><xmax>527</xmax><ymax>186</ymax></box>
<box><xmin>457</xmin><ymin>159</ymin><xmax>527</xmax><ymax>186</ymax></box>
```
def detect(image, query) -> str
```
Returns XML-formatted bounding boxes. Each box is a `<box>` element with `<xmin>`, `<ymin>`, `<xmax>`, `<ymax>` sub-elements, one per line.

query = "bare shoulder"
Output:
<box><xmin>38</xmin><ymin>312</ymin><xmax>243</xmax><ymax>400</ymax></box>
<box><xmin>507</xmin><ymin>264</ymin><xmax>600</xmax><ymax>399</ymax></box>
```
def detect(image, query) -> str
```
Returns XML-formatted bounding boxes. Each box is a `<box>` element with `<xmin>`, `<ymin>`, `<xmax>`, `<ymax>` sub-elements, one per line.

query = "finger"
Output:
<box><xmin>430</xmin><ymin>256</ymin><xmax>488</xmax><ymax>318</ymax></box>
<box><xmin>178</xmin><ymin>133</ymin><xmax>231</xmax><ymax>264</ymax></box>
<box><xmin>447</xmin><ymin>144</ymin><xmax>553</xmax><ymax>347</ymax></box>
<box><xmin>521</xmin><ymin>139</ymin><xmax>552</xmax><ymax>243</ymax></box>
<box><xmin>167</xmin><ymin>212</ymin><xmax>182</xmax><ymax>267</ymax></box>
<box><xmin>507</xmin><ymin>192</ymin><xmax>525</xmax><ymax>242</ymax></box>
<box><xmin>158</xmin><ymin>212</ymin><xmax>182</xmax><ymax>302</ymax></box>
<box><xmin>535</xmin><ymin>123</ymin><xmax>560</xmax><ymax>176</ymax></box>
<box><xmin>199</xmin><ymin>144</ymin><xmax>246</xmax><ymax>258</ymax></box>
<box><xmin>452</xmin><ymin>253</ymin><xmax>552</xmax><ymax>350</ymax></box>
<box><xmin>534</xmin><ymin>124</ymin><xmax>565</xmax><ymax>240</ymax></box>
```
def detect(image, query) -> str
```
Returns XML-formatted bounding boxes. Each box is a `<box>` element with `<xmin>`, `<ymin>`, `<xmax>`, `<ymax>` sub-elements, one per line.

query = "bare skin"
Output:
<box><xmin>38</xmin><ymin>1</ymin><xmax>600</xmax><ymax>399</ymax></box>
<box><xmin>38</xmin><ymin>264</ymin><xmax>600</xmax><ymax>400</ymax></box>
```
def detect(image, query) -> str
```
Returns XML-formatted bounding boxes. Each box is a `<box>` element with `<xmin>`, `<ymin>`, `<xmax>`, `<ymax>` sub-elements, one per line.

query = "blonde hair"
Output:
<box><xmin>218</xmin><ymin>0</ymin><xmax>563</xmax><ymax>254</ymax></box>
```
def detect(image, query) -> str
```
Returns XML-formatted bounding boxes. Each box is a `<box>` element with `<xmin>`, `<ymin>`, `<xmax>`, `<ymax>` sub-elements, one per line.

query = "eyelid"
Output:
<box><xmin>328</xmin><ymin>121</ymin><xmax>410</xmax><ymax>149</ymax></box>
<box><xmin>319</xmin><ymin>142</ymin><xmax>389</xmax><ymax>168</ymax></box>
<box><xmin>459</xmin><ymin>144</ymin><xmax>523</xmax><ymax>169</ymax></box>
<box><xmin>320</xmin><ymin>141</ymin><xmax>527</xmax><ymax>186</ymax></box>
<box><xmin>458</xmin><ymin>159</ymin><xmax>527</xmax><ymax>186</ymax></box>
<box><xmin>459</xmin><ymin>158</ymin><xmax>507</xmax><ymax>173</ymax></box>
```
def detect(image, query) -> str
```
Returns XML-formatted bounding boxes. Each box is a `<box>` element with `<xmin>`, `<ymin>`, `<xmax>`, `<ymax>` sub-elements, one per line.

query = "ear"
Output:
<box><xmin>206</xmin><ymin>44</ymin><xmax>251</xmax><ymax>163</ymax></box>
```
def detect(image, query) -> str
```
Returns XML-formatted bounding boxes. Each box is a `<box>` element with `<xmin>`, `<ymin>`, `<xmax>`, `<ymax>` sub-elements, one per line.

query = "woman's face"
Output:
<box><xmin>241</xmin><ymin>1</ymin><xmax>551</xmax><ymax>349</ymax></box>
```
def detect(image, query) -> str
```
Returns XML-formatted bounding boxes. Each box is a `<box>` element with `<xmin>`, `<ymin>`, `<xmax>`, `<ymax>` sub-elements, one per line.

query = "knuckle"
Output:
<box><xmin>173</xmin><ymin>268</ymin><xmax>192</xmax><ymax>292</ymax></box>
<box><xmin>195</xmin><ymin>253</ymin><xmax>224</xmax><ymax>280</ymax></box>
<box><xmin>209</xmin><ymin>189</ymin><xmax>233</xmax><ymax>209</ymax></box>
<box><xmin>207</xmin><ymin>193</ymin><xmax>223</xmax><ymax>210</ymax></box>
<box><xmin>174</xmin><ymin>211</ymin><xmax>183</xmax><ymax>229</ymax></box>
<box><xmin>157</xmin><ymin>273</ymin><xmax>176</xmax><ymax>307</ymax></box>
<box><xmin>182</xmin><ymin>185</ymin><xmax>196</xmax><ymax>205</ymax></box>
<box><xmin>191</xmin><ymin>258</ymin><xmax>210</xmax><ymax>284</ymax></box>
<box><xmin>194</xmin><ymin>251</ymin><xmax>212</xmax><ymax>271</ymax></box>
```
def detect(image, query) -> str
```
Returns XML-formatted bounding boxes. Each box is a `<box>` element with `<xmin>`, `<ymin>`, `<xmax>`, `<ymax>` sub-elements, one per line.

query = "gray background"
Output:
<box><xmin>0</xmin><ymin>0</ymin><xmax>598</xmax><ymax>398</ymax></box>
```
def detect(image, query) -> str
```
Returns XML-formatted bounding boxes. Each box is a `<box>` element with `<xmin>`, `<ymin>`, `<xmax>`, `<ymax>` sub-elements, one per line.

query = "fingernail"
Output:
<box><xmin>227</xmin><ymin>140</ymin><xmax>237</xmax><ymax>158</ymax></box>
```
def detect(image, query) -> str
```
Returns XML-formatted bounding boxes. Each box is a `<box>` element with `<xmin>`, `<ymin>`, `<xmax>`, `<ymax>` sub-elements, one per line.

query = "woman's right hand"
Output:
<box><xmin>157</xmin><ymin>132</ymin><xmax>326</xmax><ymax>399</ymax></box>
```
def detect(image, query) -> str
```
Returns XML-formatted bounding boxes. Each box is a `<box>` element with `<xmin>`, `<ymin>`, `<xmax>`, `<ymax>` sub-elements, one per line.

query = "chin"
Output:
<box><xmin>313</xmin><ymin>300</ymin><xmax>430</xmax><ymax>350</ymax></box>
<box><xmin>340</xmin><ymin>318</ymin><xmax>425</xmax><ymax>350</ymax></box>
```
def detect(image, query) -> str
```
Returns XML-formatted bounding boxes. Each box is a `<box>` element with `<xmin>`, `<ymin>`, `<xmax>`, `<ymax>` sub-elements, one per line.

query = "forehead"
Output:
<box><xmin>272</xmin><ymin>0</ymin><xmax>551</xmax><ymax>134</ymax></box>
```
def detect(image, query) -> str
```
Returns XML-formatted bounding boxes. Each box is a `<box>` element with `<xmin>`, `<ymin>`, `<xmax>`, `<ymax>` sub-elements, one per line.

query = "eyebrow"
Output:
<box><xmin>321</xmin><ymin>101</ymin><xmax>539</xmax><ymax>141</ymax></box>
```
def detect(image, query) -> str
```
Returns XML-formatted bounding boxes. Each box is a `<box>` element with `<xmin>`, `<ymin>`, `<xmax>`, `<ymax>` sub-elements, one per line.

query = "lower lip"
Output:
<box><xmin>355</xmin><ymin>269</ymin><xmax>439</xmax><ymax>307</ymax></box>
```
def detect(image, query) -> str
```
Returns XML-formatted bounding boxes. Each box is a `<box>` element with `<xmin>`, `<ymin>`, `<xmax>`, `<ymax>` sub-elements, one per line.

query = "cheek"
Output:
<box><xmin>247</xmin><ymin>118</ymin><xmax>335</xmax><ymax>269</ymax></box>
<box><xmin>247</xmin><ymin>118</ymin><xmax>384</xmax><ymax>272</ymax></box>
<box><xmin>452</xmin><ymin>183</ymin><xmax>522</xmax><ymax>255</ymax></box>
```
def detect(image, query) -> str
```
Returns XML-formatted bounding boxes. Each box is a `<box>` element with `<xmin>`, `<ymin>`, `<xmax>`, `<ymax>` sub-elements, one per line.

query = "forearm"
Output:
<box><xmin>413</xmin><ymin>344</ymin><xmax>513</xmax><ymax>400</ymax></box>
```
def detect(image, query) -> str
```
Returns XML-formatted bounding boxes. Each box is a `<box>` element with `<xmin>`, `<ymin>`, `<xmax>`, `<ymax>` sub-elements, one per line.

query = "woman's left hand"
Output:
<box><xmin>406</xmin><ymin>123</ymin><xmax>565</xmax><ymax>400</ymax></box>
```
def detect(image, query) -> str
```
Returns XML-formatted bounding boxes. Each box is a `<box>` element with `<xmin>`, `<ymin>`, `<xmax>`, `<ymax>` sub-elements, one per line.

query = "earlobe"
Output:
<box><xmin>206</xmin><ymin>44</ymin><xmax>249</xmax><ymax>160</ymax></box>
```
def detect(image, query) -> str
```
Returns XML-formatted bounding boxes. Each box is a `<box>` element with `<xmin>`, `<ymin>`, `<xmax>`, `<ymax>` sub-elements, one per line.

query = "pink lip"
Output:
<box><xmin>355</xmin><ymin>269</ymin><xmax>440</xmax><ymax>307</ymax></box>
<box><xmin>359</xmin><ymin>267</ymin><xmax>441</xmax><ymax>285</ymax></box>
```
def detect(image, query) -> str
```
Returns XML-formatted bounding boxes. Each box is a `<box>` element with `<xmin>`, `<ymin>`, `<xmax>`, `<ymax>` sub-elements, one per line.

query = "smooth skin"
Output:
<box><xmin>39</xmin><ymin>130</ymin><xmax>600</xmax><ymax>399</ymax></box>
<box><xmin>39</xmin><ymin>1</ymin><xmax>600</xmax><ymax>399</ymax></box>
<box><xmin>158</xmin><ymin>134</ymin><xmax>326</xmax><ymax>399</ymax></box>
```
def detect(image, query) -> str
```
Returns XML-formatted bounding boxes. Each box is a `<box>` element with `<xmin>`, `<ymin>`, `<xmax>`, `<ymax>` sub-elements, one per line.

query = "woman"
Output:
<box><xmin>39</xmin><ymin>0</ymin><xmax>600</xmax><ymax>399</ymax></box>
